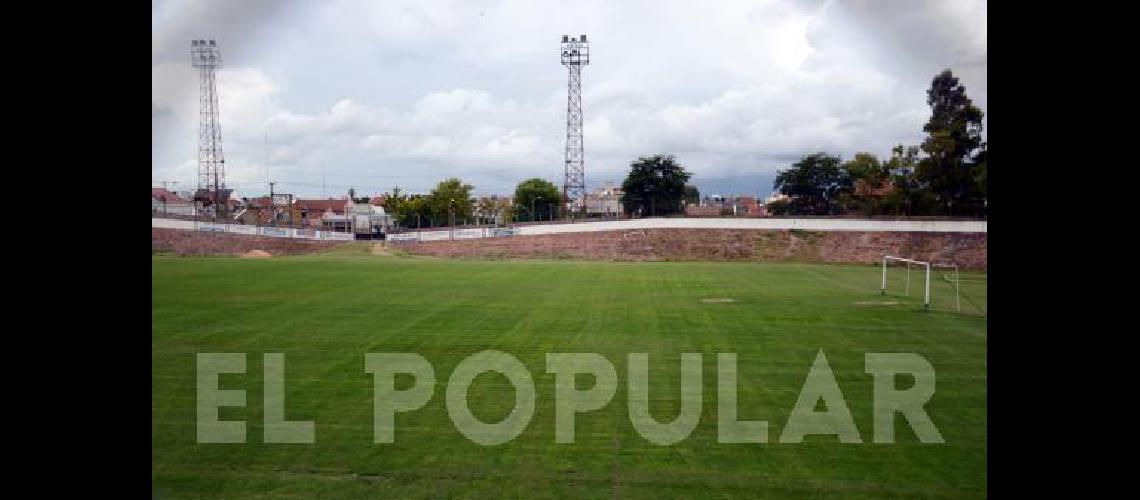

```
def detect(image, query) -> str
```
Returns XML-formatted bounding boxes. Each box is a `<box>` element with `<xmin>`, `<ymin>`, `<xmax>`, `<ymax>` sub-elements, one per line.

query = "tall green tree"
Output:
<box><xmin>772</xmin><ymin>152</ymin><xmax>851</xmax><ymax>215</ymax></box>
<box><xmin>917</xmin><ymin>69</ymin><xmax>986</xmax><ymax>216</ymax></box>
<box><xmin>513</xmin><ymin>178</ymin><xmax>561</xmax><ymax>222</ymax></box>
<box><xmin>620</xmin><ymin>155</ymin><xmax>692</xmax><ymax>216</ymax></box>
<box><xmin>427</xmin><ymin>178</ymin><xmax>474</xmax><ymax>226</ymax></box>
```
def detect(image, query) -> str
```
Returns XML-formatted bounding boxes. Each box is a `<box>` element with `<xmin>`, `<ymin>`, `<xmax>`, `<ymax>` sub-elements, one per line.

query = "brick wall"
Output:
<box><xmin>396</xmin><ymin>228</ymin><xmax>987</xmax><ymax>269</ymax></box>
<box><xmin>152</xmin><ymin>228</ymin><xmax>346</xmax><ymax>256</ymax></box>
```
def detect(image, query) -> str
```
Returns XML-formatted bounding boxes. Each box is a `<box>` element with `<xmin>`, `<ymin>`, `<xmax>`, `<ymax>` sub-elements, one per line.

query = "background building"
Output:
<box><xmin>586</xmin><ymin>182</ymin><xmax>623</xmax><ymax>217</ymax></box>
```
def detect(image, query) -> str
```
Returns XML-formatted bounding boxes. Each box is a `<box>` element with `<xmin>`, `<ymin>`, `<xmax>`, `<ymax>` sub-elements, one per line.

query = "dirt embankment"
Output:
<box><xmin>152</xmin><ymin>228</ymin><xmax>346</xmax><ymax>257</ymax></box>
<box><xmin>394</xmin><ymin>229</ymin><xmax>987</xmax><ymax>269</ymax></box>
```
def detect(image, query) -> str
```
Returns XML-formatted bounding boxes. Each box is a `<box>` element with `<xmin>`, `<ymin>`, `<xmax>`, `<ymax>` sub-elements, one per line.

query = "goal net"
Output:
<box><xmin>880</xmin><ymin>256</ymin><xmax>961</xmax><ymax>311</ymax></box>
<box><xmin>881</xmin><ymin>256</ymin><xmax>987</xmax><ymax>314</ymax></box>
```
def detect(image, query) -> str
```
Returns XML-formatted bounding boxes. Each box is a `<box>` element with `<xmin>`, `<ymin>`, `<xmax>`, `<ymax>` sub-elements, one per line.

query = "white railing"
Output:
<box><xmin>153</xmin><ymin>216</ymin><xmax>986</xmax><ymax>244</ymax></box>
<box><xmin>153</xmin><ymin>218</ymin><xmax>356</xmax><ymax>241</ymax></box>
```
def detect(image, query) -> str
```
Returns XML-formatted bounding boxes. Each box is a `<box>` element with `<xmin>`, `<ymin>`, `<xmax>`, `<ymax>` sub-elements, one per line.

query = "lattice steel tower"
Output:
<box><xmin>190</xmin><ymin>39</ymin><xmax>230</xmax><ymax>210</ymax></box>
<box><xmin>560</xmin><ymin>35</ymin><xmax>589</xmax><ymax>214</ymax></box>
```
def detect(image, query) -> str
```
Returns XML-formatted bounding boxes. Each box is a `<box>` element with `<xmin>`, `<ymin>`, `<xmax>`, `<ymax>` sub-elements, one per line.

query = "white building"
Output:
<box><xmin>586</xmin><ymin>182</ymin><xmax>623</xmax><ymax>216</ymax></box>
<box><xmin>764</xmin><ymin>192</ymin><xmax>790</xmax><ymax>205</ymax></box>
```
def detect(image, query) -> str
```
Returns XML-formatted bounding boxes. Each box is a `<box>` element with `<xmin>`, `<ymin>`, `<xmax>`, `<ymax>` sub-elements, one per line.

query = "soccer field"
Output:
<box><xmin>152</xmin><ymin>250</ymin><xmax>987</xmax><ymax>498</ymax></box>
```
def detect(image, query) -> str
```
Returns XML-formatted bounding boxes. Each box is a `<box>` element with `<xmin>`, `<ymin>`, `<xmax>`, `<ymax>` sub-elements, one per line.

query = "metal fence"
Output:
<box><xmin>154</xmin><ymin>214</ymin><xmax>987</xmax><ymax>245</ymax></box>
<box><xmin>153</xmin><ymin>218</ymin><xmax>355</xmax><ymax>241</ymax></box>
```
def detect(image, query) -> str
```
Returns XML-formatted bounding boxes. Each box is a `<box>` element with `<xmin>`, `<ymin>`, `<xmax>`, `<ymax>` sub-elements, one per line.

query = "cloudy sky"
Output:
<box><xmin>152</xmin><ymin>0</ymin><xmax>986</xmax><ymax>200</ymax></box>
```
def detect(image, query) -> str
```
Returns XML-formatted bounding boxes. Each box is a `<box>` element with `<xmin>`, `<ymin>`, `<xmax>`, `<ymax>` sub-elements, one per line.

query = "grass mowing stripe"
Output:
<box><xmin>153</xmin><ymin>255</ymin><xmax>986</xmax><ymax>498</ymax></box>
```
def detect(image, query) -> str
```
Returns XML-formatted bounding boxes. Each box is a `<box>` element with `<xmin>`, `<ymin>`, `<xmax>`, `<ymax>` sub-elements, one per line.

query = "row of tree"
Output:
<box><xmin>770</xmin><ymin>70</ymin><xmax>987</xmax><ymax>217</ymax></box>
<box><xmin>379</xmin><ymin>70</ymin><xmax>983</xmax><ymax>226</ymax></box>
<box><xmin>380</xmin><ymin>178</ymin><xmax>475</xmax><ymax>228</ymax></box>
<box><xmin>380</xmin><ymin>176</ymin><xmax>568</xmax><ymax>229</ymax></box>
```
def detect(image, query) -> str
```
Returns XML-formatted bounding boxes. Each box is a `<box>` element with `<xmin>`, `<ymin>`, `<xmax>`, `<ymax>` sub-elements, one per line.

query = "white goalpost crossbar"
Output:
<box><xmin>882</xmin><ymin>256</ymin><xmax>931</xmax><ymax>309</ymax></box>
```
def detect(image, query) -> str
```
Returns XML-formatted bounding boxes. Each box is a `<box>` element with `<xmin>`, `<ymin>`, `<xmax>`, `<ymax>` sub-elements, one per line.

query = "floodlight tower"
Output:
<box><xmin>560</xmin><ymin>34</ymin><xmax>589</xmax><ymax>216</ymax></box>
<box><xmin>190</xmin><ymin>39</ymin><xmax>230</xmax><ymax>213</ymax></box>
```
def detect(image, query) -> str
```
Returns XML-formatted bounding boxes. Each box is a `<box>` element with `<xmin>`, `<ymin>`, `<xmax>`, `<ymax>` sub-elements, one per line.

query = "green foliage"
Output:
<box><xmin>916</xmin><ymin>69</ymin><xmax>987</xmax><ymax>216</ymax></box>
<box><xmin>620</xmin><ymin>155</ymin><xmax>692</xmax><ymax>216</ymax></box>
<box><xmin>840</xmin><ymin>153</ymin><xmax>890</xmax><ymax>216</ymax></box>
<box><xmin>766</xmin><ymin>198</ymin><xmax>793</xmax><ymax>216</ymax></box>
<box><xmin>844</xmin><ymin>153</ymin><xmax>889</xmax><ymax>190</ymax></box>
<box><xmin>383</xmin><ymin>179</ymin><xmax>473</xmax><ymax>228</ymax></box>
<box><xmin>684</xmin><ymin>185</ymin><xmax>700</xmax><ymax>205</ymax></box>
<box><xmin>972</xmin><ymin>145</ymin><xmax>987</xmax><ymax>201</ymax></box>
<box><xmin>772</xmin><ymin>152</ymin><xmax>851</xmax><ymax>215</ymax></box>
<box><xmin>428</xmin><ymin>178</ymin><xmax>474</xmax><ymax>226</ymax></box>
<box><xmin>475</xmin><ymin>195</ymin><xmax>514</xmax><ymax>225</ymax></box>
<box><xmin>383</xmin><ymin>186</ymin><xmax>428</xmax><ymax>229</ymax></box>
<box><xmin>381</xmin><ymin>186</ymin><xmax>406</xmax><ymax>217</ymax></box>
<box><xmin>764</xmin><ymin>70</ymin><xmax>986</xmax><ymax>219</ymax></box>
<box><xmin>513</xmin><ymin>178</ymin><xmax>561</xmax><ymax>222</ymax></box>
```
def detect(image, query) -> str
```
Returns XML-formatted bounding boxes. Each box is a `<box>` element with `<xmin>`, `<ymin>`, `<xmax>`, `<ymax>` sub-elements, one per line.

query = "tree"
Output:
<box><xmin>840</xmin><ymin>152</ymin><xmax>890</xmax><ymax>215</ymax></box>
<box><xmin>972</xmin><ymin>144</ymin><xmax>987</xmax><ymax>205</ymax></box>
<box><xmin>404</xmin><ymin>196</ymin><xmax>431</xmax><ymax>228</ymax></box>
<box><xmin>772</xmin><ymin>152</ymin><xmax>851</xmax><ymax>215</ymax></box>
<box><xmin>844</xmin><ymin>153</ymin><xmax>889</xmax><ymax>192</ymax></box>
<box><xmin>380</xmin><ymin>186</ymin><xmax>431</xmax><ymax>229</ymax></box>
<box><xmin>916</xmin><ymin>69</ymin><xmax>986</xmax><ymax>216</ymax></box>
<box><xmin>766</xmin><ymin>198</ymin><xmax>793</xmax><ymax>216</ymax></box>
<box><xmin>381</xmin><ymin>186</ymin><xmax>405</xmax><ymax>215</ymax></box>
<box><xmin>683</xmin><ymin>185</ymin><xmax>700</xmax><ymax>206</ymax></box>
<box><xmin>620</xmin><ymin>155</ymin><xmax>692</xmax><ymax>216</ymax></box>
<box><xmin>427</xmin><ymin>178</ymin><xmax>474</xmax><ymax>226</ymax></box>
<box><xmin>347</xmin><ymin>188</ymin><xmax>369</xmax><ymax>204</ymax></box>
<box><xmin>513</xmin><ymin>178</ymin><xmax>560</xmax><ymax>222</ymax></box>
<box><xmin>475</xmin><ymin>195</ymin><xmax>513</xmax><ymax>225</ymax></box>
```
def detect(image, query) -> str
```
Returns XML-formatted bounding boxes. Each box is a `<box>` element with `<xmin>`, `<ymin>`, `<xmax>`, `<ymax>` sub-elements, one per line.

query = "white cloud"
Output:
<box><xmin>152</xmin><ymin>0</ymin><xmax>987</xmax><ymax>198</ymax></box>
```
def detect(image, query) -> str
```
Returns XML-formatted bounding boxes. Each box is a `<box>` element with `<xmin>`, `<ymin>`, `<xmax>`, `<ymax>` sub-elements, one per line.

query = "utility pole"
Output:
<box><xmin>269</xmin><ymin>181</ymin><xmax>276</xmax><ymax>226</ymax></box>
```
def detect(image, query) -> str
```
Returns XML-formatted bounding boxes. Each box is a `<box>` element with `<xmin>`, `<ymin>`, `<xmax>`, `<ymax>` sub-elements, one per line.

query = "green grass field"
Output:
<box><xmin>152</xmin><ymin>249</ymin><xmax>987</xmax><ymax>498</ymax></box>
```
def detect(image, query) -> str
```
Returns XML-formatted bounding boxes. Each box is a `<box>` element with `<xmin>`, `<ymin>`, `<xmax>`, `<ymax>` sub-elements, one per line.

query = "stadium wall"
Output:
<box><xmin>395</xmin><ymin>228</ymin><xmax>988</xmax><ymax>269</ymax></box>
<box><xmin>151</xmin><ymin>217</ymin><xmax>987</xmax><ymax>267</ymax></box>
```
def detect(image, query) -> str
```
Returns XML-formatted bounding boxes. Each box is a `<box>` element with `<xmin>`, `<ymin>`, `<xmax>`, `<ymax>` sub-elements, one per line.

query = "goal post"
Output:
<box><xmin>931</xmin><ymin>262</ymin><xmax>961</xmax><ymax>312</ymax></box>
<box><xmin>881</xmin><ymin>256</ymin><xmax>931</xmax><ymax>309</ymax></box>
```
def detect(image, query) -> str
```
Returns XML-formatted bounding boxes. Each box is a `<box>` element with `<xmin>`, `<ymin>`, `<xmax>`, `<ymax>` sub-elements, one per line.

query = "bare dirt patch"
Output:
<box><xmin>241</xmin><ymin>249</ymin><xmax>272</xmax><ymax>258</ymax></box>
<box><xmin>370</xmin><ymin>243</ymin><xmax>392</xmax><ymax>256</ymax></box>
